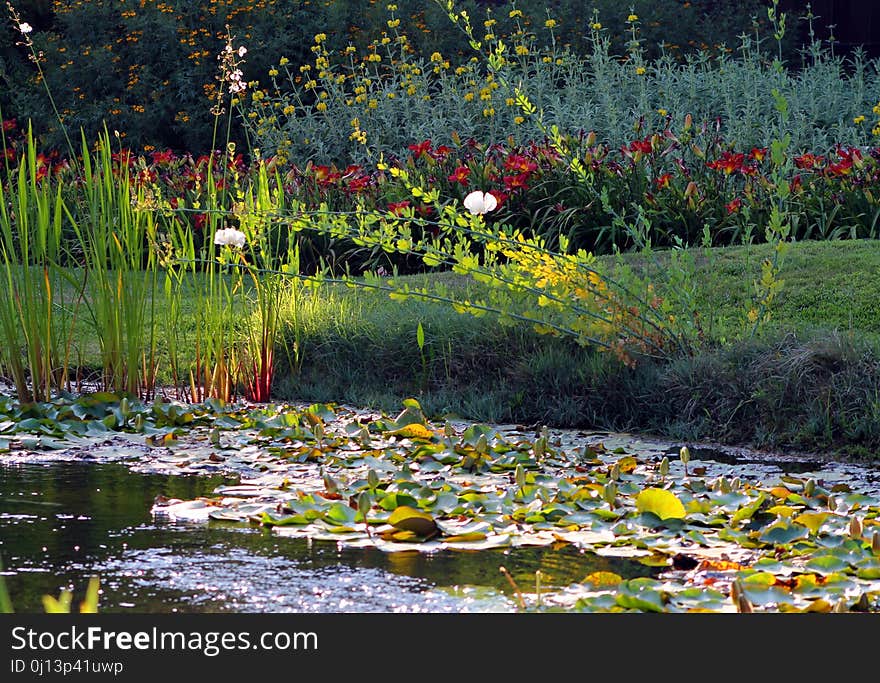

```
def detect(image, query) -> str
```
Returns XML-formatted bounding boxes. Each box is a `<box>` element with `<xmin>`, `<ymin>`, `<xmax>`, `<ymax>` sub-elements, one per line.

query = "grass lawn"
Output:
<box><xmin>6</xmin><ymin>239</ymin><xmax>880</xmax><ymax>457</ymax></box>
<box><xmin>276</xmin><ymin>239</ymin><xmax>880</xmax><ymax>458</ymax></box>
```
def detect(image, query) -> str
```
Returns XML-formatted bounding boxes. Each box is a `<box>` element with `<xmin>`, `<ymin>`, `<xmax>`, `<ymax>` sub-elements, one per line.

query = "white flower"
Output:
<box><xmin>238</xmin><ymin>46</ymin><xmax>247</xmax><ymax>57</ymax></box>
<box><xmin>214</xmin><ymin>228</ymin><xmax>247</xmax><ymax>248</ymax></box>
<box><xmin>18</xmin><ymin>22</ymin><xmax>32</xmax><ymax>34</ymax></box>
<box><xmin>463</xmin><ymin>190</ymin><xmax>498</xmax><ymax>215</ymax></box>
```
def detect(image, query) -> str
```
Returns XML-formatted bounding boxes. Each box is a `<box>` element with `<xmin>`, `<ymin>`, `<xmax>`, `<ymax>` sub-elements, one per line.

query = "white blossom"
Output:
<box><xmin>463</xmin><ymin>190</ymin><xmax>498</xmax><ymax>215</ymax></box>
<box><xmin>18</xmin><ymin>22</ymin><xmax>32</xmax><ymax>34</ymax></box>
<box><xmin>214</xmin><ymin>228</ymin><xmax>247</xmax><ymax>248</ymax></box>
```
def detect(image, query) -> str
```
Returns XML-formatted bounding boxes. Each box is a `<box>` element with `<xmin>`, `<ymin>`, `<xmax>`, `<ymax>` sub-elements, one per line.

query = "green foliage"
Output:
<box><xmin>1</xmin><ymin>0</ymin><xmax>851</xmax><ymax>154</ymax></box>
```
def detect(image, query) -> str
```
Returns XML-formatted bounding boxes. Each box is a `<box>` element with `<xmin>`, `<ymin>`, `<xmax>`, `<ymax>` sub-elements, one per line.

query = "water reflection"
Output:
<box><xmin>0</xmin><ymin>462</ymin><xmax>655</xmax><ymax>613</ymax></box>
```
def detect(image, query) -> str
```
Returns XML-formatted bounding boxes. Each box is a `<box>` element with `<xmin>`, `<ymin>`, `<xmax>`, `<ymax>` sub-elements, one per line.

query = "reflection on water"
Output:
<box><xmin>0</xmin><ymin>462</ymin><xmax>655</xmax><ymax>613</ymax></box>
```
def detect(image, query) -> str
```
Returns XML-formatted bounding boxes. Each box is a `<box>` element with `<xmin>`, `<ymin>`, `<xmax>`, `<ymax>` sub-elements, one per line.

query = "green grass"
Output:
<box><xmin>275</xmin><ymin>239</ymin><xmax>880</xmax><ymax>458</ymax></box>
<box><xmin>6</xmin><ymin>238</ymin><xmax>880</xmax><ymax>457</ymax></box>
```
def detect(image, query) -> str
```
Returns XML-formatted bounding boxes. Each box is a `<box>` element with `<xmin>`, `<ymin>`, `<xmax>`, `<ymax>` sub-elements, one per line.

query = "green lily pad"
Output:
<box><xmin>388</xmin><ymin>505</ymin><xmax>438</xmax><ymax>538</ymax></box>
<box><xmin>636</xmin><ymin>488</ymin><xmax>686</xmax><ymax>520</ymax></box>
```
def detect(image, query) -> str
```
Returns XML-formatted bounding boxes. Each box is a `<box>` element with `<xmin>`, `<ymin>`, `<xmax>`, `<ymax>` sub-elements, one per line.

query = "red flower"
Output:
<box><xmin>827</xmin><ymin>159</ymin><xmax>853</xmax><ymax>176</ymax></box>
<box><xmin>346</xmin><ymin>175</ymin><xmax>371</xmax><ymax>193</ymax></box>
<box><xmin>429</xmin><ymin>145</ymin><xmax>452</xmax><ymax>161</ymax></box>
<box><xmin>707</xmin><ymin>151</ymin><xmax>745</xmax><ymax>175</ymax></box>
<box><xmin>137</xmin><ymin>168</ymin><xmax>157</xmax><ymax>184</ymax></box>
<box><xmin>503</xmin><ymin>172</ymin><xmax>530</xmax><ymax>192</ymax></box>
<box><xmin>625</xmin><ymin>136</ymin><xmax>654</xmax><ymax>157</ymax></box>
<box><xmin>112</xmin><ymin>149</ymin><xmax>134</xmax><ymax>167</ymax></box>
<box><xmin>407</xmin><ymin>140</ymin><xmax>432</xmax><ymax>159</ymax></box>
<box><xmin>387</xmin><ymin>200</ymin><xmax>411</xmax><ymax>216</ymax></box>
<box><xmin>794</xmin><ymin>153</ymin><xmax>824</xmax><ymax>170</ymax></box>
<box><xmin>503</xmin><ymin>153</ymin><xmax>538</xmax><ymax>175</ymax></box>
<box><xmin>3</xmin><ymin>148</ymin><xmax>15</xmax><ymax>163</ymax></box>
<box><xmin>749</xmin><ymin>147</ymin><xmax>767</xmax><ymax>162</ymax></box>
<box><xmin>654</xmin><ymin>173</ymin><xmax>673</xmax><ymax>189</ymax></box>
<box><xmin>487</xmin><ymin>190</ymin><xmax>507</xmax><ymax>208</ymax></box>
<box><xmin>1</xmin><ymin>119</ymin><xmax>16</xmax><ymax>133</ymax></box>
<box><xmin>151</xmin><ymin>149</ymin><xmax>175</xmax><ymax>166</ymax></box>
<box><xmin>194</xmin><ymin>213</ymin><xmax>207</xmax><ymax>230</ymax></box>
<box><xmin>725</xmin><ymin>197</ymin><xmax>743</xmax><ymax>214</ymax></box>
<box><xmin>312</xmin><ymin>164</ymin><xmax>340</xmax><ymax>187</ymax></box>
<box><xmin>447</xmin><ymin>166</ymin><xmax>470</xmax><ymax>186</ymax></box>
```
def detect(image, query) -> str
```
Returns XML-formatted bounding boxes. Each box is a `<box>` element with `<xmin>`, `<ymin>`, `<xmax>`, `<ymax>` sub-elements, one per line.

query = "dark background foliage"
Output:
<box><xmin>1</xmin><ymin>0</ymin><xmax>865</xmax><ymax>154</ymax></box>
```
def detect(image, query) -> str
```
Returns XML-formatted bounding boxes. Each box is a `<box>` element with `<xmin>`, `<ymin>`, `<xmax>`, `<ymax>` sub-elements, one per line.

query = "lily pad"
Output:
<box><xmin>636</xmin><ymin>488</ymin><xmax>687</xmax><ymax>520</ymax></box>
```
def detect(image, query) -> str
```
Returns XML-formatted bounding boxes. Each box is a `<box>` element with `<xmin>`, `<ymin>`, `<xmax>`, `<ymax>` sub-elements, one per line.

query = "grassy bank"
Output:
<box><xmin>275</xmin><ymin>239</ymin><xmax>880</xmax><ymax>459</ymax></box>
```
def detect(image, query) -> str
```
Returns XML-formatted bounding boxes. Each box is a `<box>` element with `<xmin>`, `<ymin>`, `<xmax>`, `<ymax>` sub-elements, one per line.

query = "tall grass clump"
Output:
<box><xmin>73</xmin><ymin>131</ymin><xmax>161</xmax><ymax>397</ymax></box>
<box><xmin>0</xmin><ymin>126</ymin><xmax>78</xmax><ymax>401</ymax></box>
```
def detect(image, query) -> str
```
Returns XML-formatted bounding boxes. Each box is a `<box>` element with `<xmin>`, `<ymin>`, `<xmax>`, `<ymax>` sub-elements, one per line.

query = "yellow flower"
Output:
<box><xmin>509</xmin><ymin>9</ymin><xmax>523</xmax><ymax>19</ymax></box>
<box><xmin>591</xmin><ymin>22</ymin><xmax>602</xmax><ymax>30</ymax></box>
<box><xmin>430</xmin><ymin>51</ymin><xmax>443</xmax><ymax>62</ymax></box>
<box><xmin>545</xmin><ymin>19</ymin><xmax>557</xmax><ymax>29</ymax></box>
<box><xmin>854</xmin><ymin>115</ymin><xmax>866</xmax><ymax>124</ymax></box>
<box><xmin>279</xmin><ymin>56</ymin><xmax>289</xmax><ymax>66</ymax></box>
<box><xmin>464</xmin><ymin>92</ymin><xmax>474</xmax><ymax>102</ymax></box>
<box><xmin>635</xmin><ymin>66</ymin><xmax>646</xmax><ymax>75</ymax></box>
<box><xmin>314</xmin><ymin>33</ymin><xmax>326</xmax><ymax>44</ymax></box>
<box><xmin>316</xmin><ymin>101</ymin><xmax>327</xmax><ymax>112</ymax></box>
<box><xmin>387</xmin><ymin>18</ymin><xmax>400</xmax><ymax>28</ymax></box>
<box><xmin>514</xmin><ymin>116</ymin><xmax>525</xmax><ymax>125</ymax></box>
<box><xmin>268</xmin><ymin>68</ymin><xmax>278</xmax><ymax>76</ymax></box>
<box><xmin>628</xmin><ymin>14</ymin><xmax>638</xmax><ymax>22</ymax></box>
<box><xmin>515</xmin><ymin>44</ymin><xmax>529</xmax><ymax>56</ymax></box>
<box><xmin>657</xmin><ymin>108</ymin><xmax>668</xmax><ymax>116</ymax></box>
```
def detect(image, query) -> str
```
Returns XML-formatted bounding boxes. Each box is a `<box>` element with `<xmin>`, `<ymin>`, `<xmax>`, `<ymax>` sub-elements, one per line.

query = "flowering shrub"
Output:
<box><xmin>7</xmin><ymin>111</ymin><xmax>880</xmax><ymax>271</ymax></box>
<box><xmin>4</xmin><ymin>0</ymin><xmax>869</xmax><ymax>158</ymax></box>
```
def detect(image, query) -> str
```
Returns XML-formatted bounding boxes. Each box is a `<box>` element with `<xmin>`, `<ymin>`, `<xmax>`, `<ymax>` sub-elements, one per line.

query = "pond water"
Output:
<box><xmin>0</xmin><ymin>461</ymin><xmax>656</xmax><ymax>613</ymax></box>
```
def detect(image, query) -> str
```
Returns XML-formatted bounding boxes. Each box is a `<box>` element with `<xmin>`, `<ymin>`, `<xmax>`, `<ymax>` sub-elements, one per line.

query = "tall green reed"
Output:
<box><xmin>0</xmin><ymin>126</ymin><xmax>79</xmax><ymax>402</ymax></box>
<box><xmin>71</xmin><ymin>131</ymin><xmax>160</xmax><ymax>397</ymax></box>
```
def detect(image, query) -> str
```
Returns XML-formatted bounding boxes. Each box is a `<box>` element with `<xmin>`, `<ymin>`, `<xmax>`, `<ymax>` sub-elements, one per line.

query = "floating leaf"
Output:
<box><xmin>760</xmin><ymin>522</ymin><xmax>808</xmax><ymax>545</ymax></box>
<box><xmin>794</xmin><ymin>512</ymin><xmax>829</xmax><ymax>536</ymax></box>
<box><xmin>325</xmin><ymin>503</ymin><xmax>358</xmax><ymax>526</ymax></box>
<box><xmin>615</xmin><ymin>456</ymin><xmax>638</xmax><ymax>474</ymax></box>
<box><xmin>635</xmin><ymin>488</ymin><xmax>686</xmax><ymax>520</ymax></box>
<box><xmin>766</xmin><ymin>504</ymin><xmax>796</xmax><ymax>518</ymax></box>
<box><xmin>388</xmin><ymin>506</ymin><xmax>438</xmax><ymax>538</ymax></box>
<box><xmin>582</xmin><ymin>571</ymin><xmax>623</xmax><ymax>588</ymax></box>
<box><xmin>805</xmin><ymin>555</ymin><xmax>851</xmax><ymax>575</ymax></box>
<box><xmin>388</xmin><ymin>423</ymin><xmax>435</xmax><ymax>440</ymax></box>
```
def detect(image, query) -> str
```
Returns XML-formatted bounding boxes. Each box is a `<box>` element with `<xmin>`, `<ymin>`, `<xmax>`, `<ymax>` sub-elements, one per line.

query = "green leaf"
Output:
<box><xmin>388</xmin><ymin>506</ymin><xmax>438</xmax><ymax>538</ymax></box>
<box><xmin>760</xmin><ymin>522</ymin><xmax>808</xmax><ymax>545</ymax></box>
<box><xmin>805</xmin><ymin>555</ymin><xmax>851</xmax><ymax>575</ymax></box>
<box><xmin>325</xmin><ymin>503</ymin><xmax>358</xmax><ymax>526</ymax></box>
<box><xmin>731</xmin><ymin>493</ymin><xmax>766</xmax><ymax>525</ymax></box>
<box><xmin>635</xmin><ymin>488</ymin><xmax>686</xmax><ymax>520</ymax></box>
<box><xmin>794</xmin><ymin>512</ymin><xmax>829</xmax><ymax>535</ymax></box>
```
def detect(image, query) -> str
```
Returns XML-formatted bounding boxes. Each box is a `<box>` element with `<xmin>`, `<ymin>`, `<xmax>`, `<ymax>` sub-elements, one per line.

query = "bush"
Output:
<box><xmin>0</xmin><ymin>0</ymin><xmax>826</xmax><ymax>153</ymax></box>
